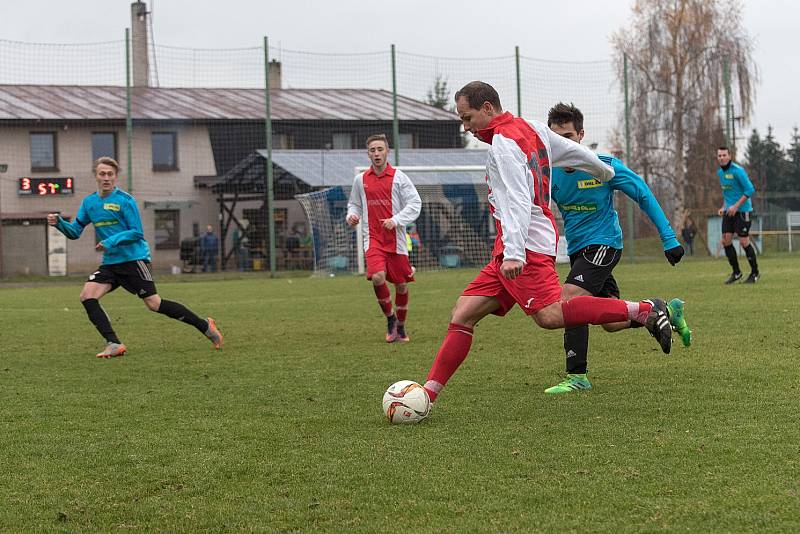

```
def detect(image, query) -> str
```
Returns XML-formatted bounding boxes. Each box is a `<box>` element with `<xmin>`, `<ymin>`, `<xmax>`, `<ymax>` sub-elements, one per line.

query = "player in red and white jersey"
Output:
<box><xmin>422</xmin><ymin>81</ymin><xmax>680</xmax><ymax>405</ymax></box>
<box><xmin>347</xmin><ymin>134</ymin><xmax>422</xmax><ymax>343</ymax></box>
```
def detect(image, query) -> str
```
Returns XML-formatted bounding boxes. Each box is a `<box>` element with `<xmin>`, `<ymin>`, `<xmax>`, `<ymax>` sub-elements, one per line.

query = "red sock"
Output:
<box><xmin>561</xmin><ymin>296</ymin><xmax>653</xmax><ymax>327</ymax></box>
<box><xmin>373</xmin><ymin>283</ymin><xmax>393</xmax><ymax>316</ymax></box>
<box><xmin>395</xmin><ymin>290</ymin><xmax>409</xmax><ymax>323</ymax></box>
<box><xmin>424</xmin><ymin>323</ymin><xmax>474</xmax><ymax>402</ymax></box>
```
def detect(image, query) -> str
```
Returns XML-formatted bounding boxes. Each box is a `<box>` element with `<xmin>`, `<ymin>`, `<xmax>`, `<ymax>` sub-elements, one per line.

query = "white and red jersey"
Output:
<box><xmin>347</xmin><ymin>163</ymin><xmax>421</xmax><ymax>255</ymax></box>
<box><xmin>474</xmin><ymin>112</ymin><xmax>615</xmax><ymax>262</ymax></box>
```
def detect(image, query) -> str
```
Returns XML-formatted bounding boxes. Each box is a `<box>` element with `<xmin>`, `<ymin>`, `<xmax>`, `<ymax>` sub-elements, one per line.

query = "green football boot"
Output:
<box><xmin>667</xmin><ymin>298</ymin><xmax>691</xmax><ymax>347</ymax></box>
<box><xmin>544</xmin><ymin>373</ymin><xmax>592</xmax><ymax>395</ymax></box>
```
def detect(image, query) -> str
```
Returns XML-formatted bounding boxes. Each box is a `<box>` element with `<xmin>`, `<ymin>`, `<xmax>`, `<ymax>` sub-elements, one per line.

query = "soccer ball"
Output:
<box><xmin>382</xmin><ymin>380</ymin><xmax>431</xmax><ymax>424</ymax></box>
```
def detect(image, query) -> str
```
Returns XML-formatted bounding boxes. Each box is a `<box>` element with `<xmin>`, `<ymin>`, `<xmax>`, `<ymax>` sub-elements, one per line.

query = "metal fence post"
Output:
<box><xmin>391</xmin><ymin>44</ymin><xmax>400</xmax><ymax>166</ymax></box>
<box><xmin>515</xmin><ymin>46</ymin><xmax>522</xmax><ymax>117</ymax></box>
<box><xmin>264</xmin><ymin>36</ymin><xmax>276</xmax><ymax>275</ymax></box>
<box><xmin>624</xmin><ymin>53</ymin><xmax>635</xmax><ymax>261</ymax></box>
<box><xmin>125</xmin><ymin>28</ymin><xmax>133</xmax><ymax>193</ymax></box>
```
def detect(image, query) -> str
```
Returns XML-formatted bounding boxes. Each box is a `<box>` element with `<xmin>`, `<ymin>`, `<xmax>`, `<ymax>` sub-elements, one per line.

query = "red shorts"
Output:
<box><xmin>462</xmin><ymin>250</ymin><xmax>562</xmax><ymax>316</ymax></box>
<box><xmin>365</xmin><ymin>248</ymin><xmax>415</xmax><ymax>284</ymax></box>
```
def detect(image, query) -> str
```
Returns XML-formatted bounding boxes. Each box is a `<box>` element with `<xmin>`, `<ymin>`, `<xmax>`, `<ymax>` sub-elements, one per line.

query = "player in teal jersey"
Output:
<box><xmin>47</xmin><ymin>157</ymin><xmax>223</xmax><ymax>358</ymax></box>
<box><xmin>717</xmin><ymin>146</ymin><xmax>759</xmax><ymax>284</ymax></box>
<box><xmin>544</xmin><ymin>103</ymin><xmax>689</xmax><ymax>394</ymax></box>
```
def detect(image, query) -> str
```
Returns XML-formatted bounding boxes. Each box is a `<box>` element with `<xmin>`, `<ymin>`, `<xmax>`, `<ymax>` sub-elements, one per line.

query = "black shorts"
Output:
<box><xmin>87</xmin><ymin>260</ymin><xmax>158</xmax><ymax>298</ymax></box>
<box><xmin>722</xmin><ymin>211</ymin><xmax>752</xmax><ymax>237</ymax></box>
<box><xmin>564</xmin><ymin>244</ymin><xmax>621</xmax><ymax>299</ymax></box>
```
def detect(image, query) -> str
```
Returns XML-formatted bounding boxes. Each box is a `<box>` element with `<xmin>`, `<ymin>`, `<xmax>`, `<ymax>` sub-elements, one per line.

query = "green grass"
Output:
<box><xmin>1</xmin><ymin>256</ymin><xmax>799</xmax><ymax>532</ymax></box>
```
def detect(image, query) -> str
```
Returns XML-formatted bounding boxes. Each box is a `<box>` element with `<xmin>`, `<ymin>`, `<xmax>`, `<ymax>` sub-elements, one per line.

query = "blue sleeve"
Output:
<box><xmin>609</xmin><ymin>159</ymin><xmax>680</xmax><ymax>250</ymax></box>
<box><xmin>55</xmin><ymin>200</ymin><xmax>90</xmax><ymax>240</ymax></box>
<box><xmin>102</xmin><ymin>197</ymin><xmax>145</xmax><ymax>249</ymax></box>
<box><xmin>736</xmin><ymin>167</ymin><xmax>755</xmax><ymax>198</ymax></box>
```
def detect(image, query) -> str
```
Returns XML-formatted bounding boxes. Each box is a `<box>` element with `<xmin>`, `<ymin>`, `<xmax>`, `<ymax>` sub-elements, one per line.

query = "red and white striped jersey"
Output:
<box><xmin>474</xmin><ymin>112</ymin><xmax>615</xmax><ymax>261</ymax></box>
<box><xmin>347</xmin><ymin>164</ymin><xmax>421</xmax><ymax>255</ymax></box>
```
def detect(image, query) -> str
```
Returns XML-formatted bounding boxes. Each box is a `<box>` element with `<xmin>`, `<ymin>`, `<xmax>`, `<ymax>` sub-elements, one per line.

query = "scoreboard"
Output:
<box><xmin>18</xmin><ymin>177</ymin><xmax>74</xmax><ymax>196</ymax></box>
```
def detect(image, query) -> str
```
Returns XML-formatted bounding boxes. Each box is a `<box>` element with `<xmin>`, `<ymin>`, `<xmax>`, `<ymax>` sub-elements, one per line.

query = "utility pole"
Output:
<box><xmin>723</xmin><ymin>56</ymin><xmax>733</xmax><ymax>151</ymax></box>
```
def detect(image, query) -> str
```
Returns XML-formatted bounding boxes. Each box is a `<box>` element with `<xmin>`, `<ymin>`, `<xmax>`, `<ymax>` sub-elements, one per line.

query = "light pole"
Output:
<box><xmin>0</xmin><ymin>163</ymin><xmax>6</xmax><ymax>277</ymax></box>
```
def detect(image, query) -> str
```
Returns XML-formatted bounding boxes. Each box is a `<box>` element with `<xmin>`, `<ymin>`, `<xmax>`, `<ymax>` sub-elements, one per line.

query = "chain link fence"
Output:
<box><xmin>4</xmin><ymin>34</ymin><xmax>788</xmax><ymax>278</ymax></box>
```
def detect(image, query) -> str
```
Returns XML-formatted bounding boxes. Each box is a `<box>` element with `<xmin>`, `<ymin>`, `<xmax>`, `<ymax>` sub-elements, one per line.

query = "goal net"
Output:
<box><xmin>296</xmin><ymin>165</ymin><xmax>496</xmax><ymax>276</ymax></box>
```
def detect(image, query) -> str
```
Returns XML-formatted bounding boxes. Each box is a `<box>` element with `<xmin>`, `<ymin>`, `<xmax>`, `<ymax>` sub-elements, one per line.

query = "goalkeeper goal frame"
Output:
<box><xmin>352</xmin><ymin>165</ymin><xmax>486</xmax><ymax>275</ymax></box>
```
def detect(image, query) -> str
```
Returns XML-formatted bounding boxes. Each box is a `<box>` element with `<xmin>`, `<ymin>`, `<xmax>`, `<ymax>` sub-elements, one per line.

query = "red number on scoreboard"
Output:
<box><xmin>66</xmin><ymin>178</ymin><xmax>73</xmax><ymax>188</ymax></box>
<box><xmin>38</xmin><ymin>183</ymin><xmax>47</xmax><ymax>195</ymax></box>
<box><xmin>22</xmin><ymin>177</ymin><xmax>31</xmax><ymax>190</ymax></box>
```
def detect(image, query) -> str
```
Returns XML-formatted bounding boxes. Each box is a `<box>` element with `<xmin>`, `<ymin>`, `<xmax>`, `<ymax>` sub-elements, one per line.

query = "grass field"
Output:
<box><xmin>1</xmin><ymin>255</ymin><xmax>799</xmax><ymax>532</ymax></box>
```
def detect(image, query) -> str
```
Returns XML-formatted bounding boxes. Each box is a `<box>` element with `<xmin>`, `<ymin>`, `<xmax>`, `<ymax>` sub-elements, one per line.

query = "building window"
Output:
<box><xmin>332</xmin><ymin>133</ymin><xmax>352</xmax><ymax>149</ymax></box>
<box><xmin>398</xmin><ymin>133</ymin><xmax>415</xmax><ymax>149</ymax></box>
<box><xmin>154</xmin><ymin>210</ymin><xmax>180</xmax><ymax>250</ymax></box>
<box><xmin>30</xmin><ymin>132</ymin><xmax>57</xmax><ymax>171</ymax></box>
<box><xmin>91</xmin><ymin>132</ymin><xmax>117</xmax><ymax>162</ymax></box>
<box><xmin>273</xmin><ymin>134</ymin><xmax>294</xmax><ymax>150</ymax></box>
<box><xmin>152</xmin><ymin>132</ymin><xmax>178</xmax><ymax>171</ymax></box>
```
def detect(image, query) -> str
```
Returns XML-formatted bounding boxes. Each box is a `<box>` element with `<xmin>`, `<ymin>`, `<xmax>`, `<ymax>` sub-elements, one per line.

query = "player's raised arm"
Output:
<box><xmin>605</xmin><ymin>156</ymin><xmax>683</xmax><ymax>264</ymax></box>
<box><xmin>51</xmin><ymin>203</ymin><xmax>90</xmax><ymax>240</ymax></box>
<box><xmin>490</xmin><ymin>135</ymin><xmax>533</xmax><ymax>263</ymax></box>
<box><xmin>532</xmin><ymin>120</ymin><xmax>615</xmax><ymax>182</ymax></box>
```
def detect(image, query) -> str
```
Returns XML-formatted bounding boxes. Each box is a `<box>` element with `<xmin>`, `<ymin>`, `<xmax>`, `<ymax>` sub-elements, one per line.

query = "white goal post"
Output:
<box><xmin>295</xmin><ymin>164</ymin><xmax>571</xmax><ymax>276</ymax></box>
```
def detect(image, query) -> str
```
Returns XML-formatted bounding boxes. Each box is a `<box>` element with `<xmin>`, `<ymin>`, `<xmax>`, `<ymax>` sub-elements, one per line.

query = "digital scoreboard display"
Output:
<box><xmin>18</xmin><ymin>177</ymin><xmax>74</xmax><ymax>196</ymax></box>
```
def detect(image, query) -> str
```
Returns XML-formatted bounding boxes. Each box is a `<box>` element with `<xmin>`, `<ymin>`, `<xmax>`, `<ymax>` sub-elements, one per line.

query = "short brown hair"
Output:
<box><xmin>547</xmin><ymin>102</ymin><xmax>584</xmax><ymax>133</ymax></box>
<box><xmin>454</xmin><ymin>81</ymin><xmax>502</xmax><ymax>111</ymax></box>
<box><xmin>365</xmin><ymin>133</ymin><xmax>389</xmax><ymax>148</ymax></box>
<box><xmin>718</xmin><ymin>146</ymin><xmax>730</xmax><ymax>152</ymax></box>
<box><xmin>93</xmin><ymin>156</ymin><xmax>120</xmax><ymax>174</ymax></box>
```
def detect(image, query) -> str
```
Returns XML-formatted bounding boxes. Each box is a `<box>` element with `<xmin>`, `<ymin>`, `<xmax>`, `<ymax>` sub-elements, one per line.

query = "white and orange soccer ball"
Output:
<box><xmin>382</xmin><ymin>380</ymin><xmax>431</xmax><ymax>424</ymax></box>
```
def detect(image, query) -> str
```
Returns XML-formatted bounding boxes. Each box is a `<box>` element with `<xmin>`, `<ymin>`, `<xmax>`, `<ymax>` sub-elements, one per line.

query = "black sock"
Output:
<box><xmin>564</xmin><ymin>325</ymin><xmax>589</xmax><ymax>374</ymax></box>
<box><xmin>743</xmin><ymin>244</ymin><xmax>759</xmax><ymax>273</ymax></box>
<box><xmin>82</xmin><ymin>298</ymin><xmax>121</xmax><ymax>344</ymax></box>
<box><xmin>157</xmin><ymin>299</ymin><xmax>208</xmax><ymax>333</ymax></box>
<box><xmin>724</xmin><ymin>244</ymin><xmax>741</xmax><ymax>274</ymax></box>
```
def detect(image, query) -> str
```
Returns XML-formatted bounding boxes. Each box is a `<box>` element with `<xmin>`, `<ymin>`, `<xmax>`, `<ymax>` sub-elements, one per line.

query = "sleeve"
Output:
<box><xmin>736</xmin><ymin>167</ymin><xmax>756</xmax><ymax>198</ymax></box>
<box><xmin>347</xmin><ymin>175</ymin><xmax>364</xmax><ymax>220</ymax></box>
<box><xmin>531</xmin><ymin>120</ymin><xmax>615</xmax><ymax>182</ymax></box>
<box><xmin>490</xmin><ymin>136</ymin><xmax>533</xmax><ymax>263</ymax></box>
<box><xmin>54</xmin><ymin>200</ymin><xmax>90</xmax><ymax>240</ymax></box>
<box><xmin>102</xmin><ymin>197</ymin><xmax>145</xmax><ymax>249</ymax></box>
<box><xmin>608</xmin><ymin>158</ymin><xmax>680</xmax><ymax>251</ymax></box>
<box><xmin>391</xmin><ymin>172</ymin><xmax>421</xmax><ymax>227</ymax></box>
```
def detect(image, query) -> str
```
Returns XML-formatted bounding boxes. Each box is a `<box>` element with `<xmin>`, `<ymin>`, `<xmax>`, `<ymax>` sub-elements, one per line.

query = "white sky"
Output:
<box><xmin>3</xmin><ymin>0</ymin><xmax>797</xmax><ymax>147</ymax></box>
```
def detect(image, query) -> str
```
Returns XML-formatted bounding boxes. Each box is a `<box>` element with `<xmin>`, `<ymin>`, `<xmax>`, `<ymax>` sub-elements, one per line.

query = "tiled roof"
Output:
<box><xmin>0</xmin><ymin>85</ymin><xmax>459</xmax><ymax>121</ymax></box>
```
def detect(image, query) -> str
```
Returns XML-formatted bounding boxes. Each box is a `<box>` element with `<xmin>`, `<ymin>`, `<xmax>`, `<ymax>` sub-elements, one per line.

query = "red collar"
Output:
<box><xmin>475</xmin><ymin>111</ymin><xmax>514</xmax><ymax>143</ymax></box>
<box><xmin>365</xmin><ymin>163</ymin><xmax>396</xmax><ymax>179</ymax></box>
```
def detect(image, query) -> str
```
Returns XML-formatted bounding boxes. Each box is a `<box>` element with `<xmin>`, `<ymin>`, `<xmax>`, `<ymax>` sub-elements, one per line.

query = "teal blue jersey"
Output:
<box><xmin>717</xmin><ymin>162</ymin><xmax>754</xmax><ymax>213</ymax></box>
<box><xmin>552</xmin><ymin>155</ymin><xmax>680</xmax><ymax>255</ymax></box>
<box><xmin>55</xmin><ymin>187</ymin><xmax>151</xmax><ymax>265</ymax></box>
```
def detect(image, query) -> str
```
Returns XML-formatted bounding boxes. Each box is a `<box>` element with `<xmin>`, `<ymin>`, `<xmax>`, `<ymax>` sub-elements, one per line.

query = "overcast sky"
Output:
<box><xmin>3</xmin><ymin>0</ymin><xmax>797</xmax><ymax>148</ymax></box>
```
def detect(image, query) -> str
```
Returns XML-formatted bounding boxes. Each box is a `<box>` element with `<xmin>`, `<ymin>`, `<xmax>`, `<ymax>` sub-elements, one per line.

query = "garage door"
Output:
<box><xmin>1</xmin><ymin>221</ymin><xmax>47</xmax><ymax>276</ymax></box>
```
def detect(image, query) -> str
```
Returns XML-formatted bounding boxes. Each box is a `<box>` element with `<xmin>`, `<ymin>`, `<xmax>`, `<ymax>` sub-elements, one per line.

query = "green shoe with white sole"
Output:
<box><xmin>667</xmin><ymin>298</ymin><xmax>691</xmax><ymax>347</ymax></box>
<box><xmin>544</xmin><ymin>373</ymin><xmax>592</xmax><ymax>395</ymax></box>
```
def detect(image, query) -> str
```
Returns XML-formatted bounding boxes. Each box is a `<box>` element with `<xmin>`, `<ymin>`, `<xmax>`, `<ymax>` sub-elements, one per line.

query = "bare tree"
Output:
<box><xmin>613</xmin><ymin>0</ymin><xmax>757</xmax><ymax>227</ymax></box>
